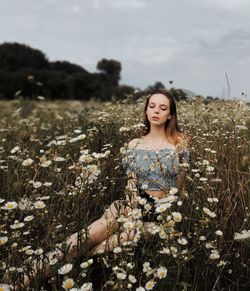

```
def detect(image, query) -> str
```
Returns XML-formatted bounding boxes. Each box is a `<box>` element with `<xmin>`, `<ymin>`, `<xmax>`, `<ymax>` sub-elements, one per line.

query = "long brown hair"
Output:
<box><xmin>141</xmin><ymin>89</ymin><xmax>183</xmax><ymax>146</ymax></box>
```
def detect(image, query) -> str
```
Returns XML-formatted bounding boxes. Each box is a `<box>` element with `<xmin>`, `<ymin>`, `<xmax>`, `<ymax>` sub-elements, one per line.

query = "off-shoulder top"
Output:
<box><xmin>122</xmin><ymin>146</ymin><xmax>191</xmax><ymax>191</ymax></box>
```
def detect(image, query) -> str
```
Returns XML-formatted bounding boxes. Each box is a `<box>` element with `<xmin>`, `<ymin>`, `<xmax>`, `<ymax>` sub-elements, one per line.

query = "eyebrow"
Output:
<box><xmin>149</xmin><ymin>102</ymin><xmax>168</xmax><ymax>106</ymax></box>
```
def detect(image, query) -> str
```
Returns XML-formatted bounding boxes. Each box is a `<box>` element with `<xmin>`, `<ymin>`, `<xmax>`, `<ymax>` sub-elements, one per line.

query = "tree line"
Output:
<box><xmin>0</xmin><ymin>42</ymin><xmax>188</xmax><ymax>101</ymax></box>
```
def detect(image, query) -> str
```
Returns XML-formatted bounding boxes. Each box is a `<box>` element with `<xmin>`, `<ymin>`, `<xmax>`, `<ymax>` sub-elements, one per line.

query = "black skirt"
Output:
<box><xmin>137</xmin><ymin>188</ymin><xmax>159</xmax><ymax>222</ymax></box>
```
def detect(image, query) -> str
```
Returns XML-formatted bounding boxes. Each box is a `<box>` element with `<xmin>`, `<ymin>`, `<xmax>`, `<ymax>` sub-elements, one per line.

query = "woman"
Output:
<box><xmin>65</xmin><ymin>89</ymin><xmax>191</xmax><ymax>256</ymax></box>
<box><xmin>23</xmin><ymin>89</ymin><xmax>191</xmax><ymax>286</ymax></box>
<box><xmin>120</xmin><ymin>89</ymin><xmax>191</xmax><ymax>223</ymax></box>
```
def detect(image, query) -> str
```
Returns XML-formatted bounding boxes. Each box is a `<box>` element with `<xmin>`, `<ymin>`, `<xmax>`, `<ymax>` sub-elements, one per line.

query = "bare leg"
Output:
<box><xmin>89</xmin><ymin>229</ymin><xmax>136</xmax><ymax>256</ymax></box>
<box><xmin>23</xmin><ymin>200</ymin><xmax>130</xmax><ymax>286</ymax></box>
<box><xmin>66</xmin><ymin>200</ymin><xmax>131</xmax><ymax>258</ymax></box>
<box><xmin>88</xmin><ymin>222</ymin><xmax>158</xmax><ymax>256</ymax></box>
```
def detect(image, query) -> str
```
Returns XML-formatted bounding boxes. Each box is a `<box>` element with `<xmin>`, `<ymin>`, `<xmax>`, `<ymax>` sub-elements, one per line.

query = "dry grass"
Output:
<box><xmin>0</xmin><ymin>97</ymin><xmax>249</xmax><ymax>290</ymax></box>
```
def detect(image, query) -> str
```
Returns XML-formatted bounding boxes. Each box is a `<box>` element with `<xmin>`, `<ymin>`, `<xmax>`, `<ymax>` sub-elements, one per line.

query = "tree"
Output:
<box><xmin>50</xmin><ymin>61</ymin><xmax>88</xmax><ymax>75</ymax></box>
<box><xmin>0</xmin><ymin>42</ymin><xmax>49</xmax><ymax>71</ymax></box>
<box><xmin>0</xmin><ymin>70</ymin><xmax>13</xmax><ymax>99</ymax></box>
<box><xmin>169</xmin><ymin>88</ymin><xmax>187</xmax><ymax>101</ymax></box>
<box><xmin>96</xmin><ymin>59</ymin><xmax>121</xmax><ymax>86</ymax></box>
<box><xmin>113</xmin><ymin>85</ymin><xmax>135</xmax><ymax>100</ymax></box>
<box><xmin>146</xmin><ymin>81</ymin><xmax>166</xmax><ymax>91</ymax></box>
<box><xmin>0</xmin><ymin>42</ymin><xmax>129</xmax><ymax>101</ymax></box>
<box><xmin>145</xmin><ymin>82</ymin><xmax>187</xmax><ymax>101</ymax></box>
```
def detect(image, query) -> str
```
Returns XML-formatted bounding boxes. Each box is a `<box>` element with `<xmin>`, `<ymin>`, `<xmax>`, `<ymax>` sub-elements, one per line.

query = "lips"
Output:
<box><xmin>152</xmin><ymin>116</ymin><xmax>160</xmax><ymax>120</ymax></box>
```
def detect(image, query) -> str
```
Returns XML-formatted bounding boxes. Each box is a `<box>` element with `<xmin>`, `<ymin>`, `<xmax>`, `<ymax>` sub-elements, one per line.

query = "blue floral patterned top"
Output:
<box><xmin>122</xmin><ymin>146</ymin><xmax>191</xmax><ymax>191</ymax></box>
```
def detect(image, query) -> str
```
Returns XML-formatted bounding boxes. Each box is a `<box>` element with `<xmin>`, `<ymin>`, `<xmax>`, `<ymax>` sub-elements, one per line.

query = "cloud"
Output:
<box><xmin>72</xmin><ymin>5</ymin><xmax>80</xmax><ymax>13</ymax></box>
<box><xmin>92</xmin><ymin>0</ymin><xmax>101</xmax><ymax>9</ymax></box>
<box><xmin>109</xmin><ymin>0</ymin><xmax>147</xmax><ymax>9</ymax></box>
<box><xmin>89</xmin><ymin>0</ymin><xmax>147</xmax><ymax>10</ymax></box>
<box><xmin>205</xmin><ymin>0</ymin><xmax>250</xmax><ymax>10</ymax></box>
<box><xmin>0</xmin><ymin>0</ymin><xmax>249</xmax><ymax>99</ymax></box>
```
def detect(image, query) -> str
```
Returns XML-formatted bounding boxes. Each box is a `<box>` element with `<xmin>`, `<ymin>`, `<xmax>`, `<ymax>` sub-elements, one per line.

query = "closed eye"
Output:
<box><xmin>149</xmin><ymin>106</ymin><xmax>167</xmax><ymax>110</ymax></box>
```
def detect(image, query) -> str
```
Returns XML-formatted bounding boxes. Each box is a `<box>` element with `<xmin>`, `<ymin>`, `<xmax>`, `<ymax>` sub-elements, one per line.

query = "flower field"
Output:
<box><xmin>0</xmin><ymin>97</ymin><xmax>249</xmax><ymax>291</ymax></box>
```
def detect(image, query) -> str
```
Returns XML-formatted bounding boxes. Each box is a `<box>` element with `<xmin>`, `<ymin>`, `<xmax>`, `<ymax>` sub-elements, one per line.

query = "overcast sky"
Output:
<box><xmin>1</xmin><ymin>0</ymin><xmax>250</xmax><ymax>100</ymax></box>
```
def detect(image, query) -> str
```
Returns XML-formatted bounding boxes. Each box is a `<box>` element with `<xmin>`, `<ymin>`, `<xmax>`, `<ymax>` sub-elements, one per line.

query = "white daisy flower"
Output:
<box><xmin>53</xmin><ymin>156</ymin><xmax>66</xmax><ymax>162</ymax></box>
<box><xmin>156</xmin><ymin>266</ymin><xmax>168</xmax><ymax>279</ymax></box>
<box><xmin>62</xmin><ymin>278</ymin><xmax>74</xmax><ymax>290</ymax></box>
<box><xmin>34</xmin><ymin>201</ymin><xmax>46</xmax><ymax>209</ymax></box>
<box><xmin>155</xmin><ymin>203</ymin><xmax>171</xmax><ymax>213</ymax></box>
<box><xmin>203</xmin><ymin>207</ymin><xmax>216</xmax><ymax>218</ymax></box>
<box><xmin>24</xmin><ymin>215</ymin><xmax>34</xmax><ymax>222</ymax></box>
<box><xmin>123</xmin><ymin>221</ymin><xmax>135</xmax><ymax>230</ymax></box>
<box><xmin>128</xmin><ymin>274</ymin><xmax>137</xmax><ymax>283</ymax></box>
<box><xmin>177</xmin><ymin>237</ymin><xmax>188</xmax><ymax>245</ymax></box>
<box><xmin>43</xmin><ymin>182</ymin><xmax>53</xmax><ymax>187</ymax></box>
<box><xmin>113</xmin><ymin>247</ymin><xmax>122</xmax><ymax>254</ymax></box>
<box><xmin>1</xmin><ymin>201</ymin><xmax>18</xmax><ymax>210</ymax></box>
<box><xmin>10</xmin><ymin>221</ymin><xmax>25</xmax><ymax>229</ymax></box>
<box><xmin>41</xmin><ymin>160</ymin><xmax>52</xmax><ymax>167</ymax></box>
<box><xmin>0</xmin><ymin>284</ymin><xmax>11</xmax><ymax>291</ymax></box>
<box><xmin>11</xmin><ymin>146</ymin><xmax>20</xmax><ymax>154</ymax></box>
<box><xmin>210</xmin><ymin>249</ymin><xmax>220</xmax><ymax>260</ymax></box>
<box><xmin>145</xmin><ymin>280</ymin><xmax>155</xmax><ymax>290</ymax></box>
<box><xmin>80</xmin><ymin>282</ymin><xmax>93</xmax><ymax>291</ymax></box>
<box><xmin>116</xmin><ymin>271</ymin><xmax>126</xmax><ymax>280</ymax></box>
<box><xmin>215</xmin><ymin>230</ymin><xmax>223</xmax><ymax>236</ymax></box>
<box><xmin>0</xmin><ymin>236</ymin><xmax>8</xmax><ymax>246</ymax></box>
<box><xmin>169</xmin><ymin>187</ymin><xmax>178</xmax><ymax>195</ymax></box>
<box><xmin>58</xmin><ymin>263</ymin><xmax>73</xmax><ymax>275</ymax></box>
<box><xmin>172</xmin><ymin>212</ymin><xmax>182</xmax><ymax>222</ymax></box>
<box><xmin>22</xmin><ymin>158</ymin><xmax>34</xmax><ymax>166</ymax></box>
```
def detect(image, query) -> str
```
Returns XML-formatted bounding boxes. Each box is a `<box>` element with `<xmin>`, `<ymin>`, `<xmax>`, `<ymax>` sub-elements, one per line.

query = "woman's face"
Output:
<box><xmin>146</xmin><ymin>93</ymin><xmax>171</xmax><ymax>125</ymax></box>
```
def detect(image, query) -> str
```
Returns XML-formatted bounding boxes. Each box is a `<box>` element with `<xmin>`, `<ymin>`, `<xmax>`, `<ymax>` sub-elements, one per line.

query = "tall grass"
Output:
<box><xmin>0</xmin><ymin>97</ymin><xmax>249</xmax><ymax>290</ymax></box>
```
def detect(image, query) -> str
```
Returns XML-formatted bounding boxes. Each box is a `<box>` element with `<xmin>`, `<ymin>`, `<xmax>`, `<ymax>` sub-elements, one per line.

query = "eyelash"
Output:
<box><xmin>149</xmin><ymin>106</ymin><xmax>167</xmax><ymax>111</ymax></box>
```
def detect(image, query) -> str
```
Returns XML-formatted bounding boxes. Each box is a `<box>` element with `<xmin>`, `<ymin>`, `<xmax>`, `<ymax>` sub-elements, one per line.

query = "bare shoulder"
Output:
<box><xmin>128</xmin><ymin>138</ymin><xmax>143</xmax><ymax>149</ymax></box>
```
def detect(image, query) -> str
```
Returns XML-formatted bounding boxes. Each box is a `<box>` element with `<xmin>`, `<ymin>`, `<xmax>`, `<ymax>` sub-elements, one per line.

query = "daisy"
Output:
<box><xmin>58</xmin><ymin>263</ymin><xmax>73</xmax><ymax>275</ymax></box>
<box><xmin>62</xmin><ymin>278</ymin><xmax>74</xmax><ymax>290</ymax></box>
<box><xmin>41</xmin><ymin>160</ymin><xmax>52</xmax><ymax>167</ymax></box>
<box><xmin>34</xmin><ymin>201</ymin><xmax>46</xmax><ymax>209</ymax></box>
<box><xmin>156</xmin><ymin>266</ymin><xmax>168</xmax><ymax>279</ymax></box>
<box><xmin>22</xmin><ymin>158</ymin><xmax>34</xmax><ymax>166</ymax></box>
<box><xmin>0</xmin><ymin>236</ymin><xmax>8</xmax><ymax>246</ymax></box>
<box><xmin>1</xmin><ymin>201</ymin><xmax>18</xmax><ymax>210</ymax></box>
<box><xmin>0</xmin><ymin>284</ymin><xmax>11</xmax><ymax>291</ymax></box>
<box><xmin>145</xmin><ymin>280</ymin><xmax>155</xmax><ymax>290</ymax></box>
<box><xmin>81</xmin><ymin>282</ymin><xmax>93</xmax><ymax>291</ymax></box>
<box><xmin>172</xmin><ymin>212</ymin><xmax>182</xmax><ymax>222</ymax></box>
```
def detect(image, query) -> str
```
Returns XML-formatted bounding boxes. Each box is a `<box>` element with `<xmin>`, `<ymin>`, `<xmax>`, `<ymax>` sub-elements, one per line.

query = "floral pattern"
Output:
<box><xmin>122</xmin><ymin>147</ymin><xmax>191</xmax><ymax>191</ymax></box>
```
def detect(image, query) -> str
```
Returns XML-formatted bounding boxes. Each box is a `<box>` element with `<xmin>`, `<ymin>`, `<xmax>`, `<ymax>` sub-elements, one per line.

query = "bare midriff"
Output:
<box><xmin>144</xmin><ymin>190</ymin><xmax>168</xmax><ymax>198</ymax></box>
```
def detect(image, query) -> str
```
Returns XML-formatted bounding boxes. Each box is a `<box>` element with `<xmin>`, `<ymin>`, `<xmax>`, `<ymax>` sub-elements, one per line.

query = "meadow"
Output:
<box><xmin>0</xmin><ymin>96</ymin><xmax>249</xmax><ymax>291</ymax></box>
